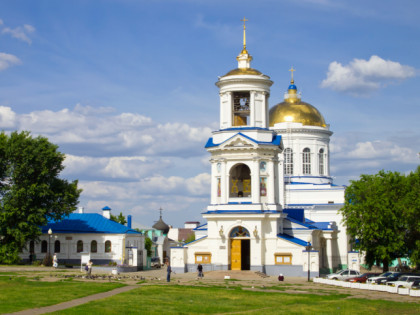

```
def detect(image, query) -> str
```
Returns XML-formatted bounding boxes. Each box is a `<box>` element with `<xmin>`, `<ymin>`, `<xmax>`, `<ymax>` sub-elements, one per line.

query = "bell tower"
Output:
<box><xmin>205</xmin><ymin>19</ymin><xmax>285</xmax><ymax>212</ymax></box>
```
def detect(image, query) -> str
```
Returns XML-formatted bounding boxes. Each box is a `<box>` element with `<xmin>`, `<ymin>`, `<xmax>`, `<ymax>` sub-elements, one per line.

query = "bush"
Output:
<box><xmin>42</xmin><ymin>254</ymin><xmax>53</xmax><ymax>266</ymax></box>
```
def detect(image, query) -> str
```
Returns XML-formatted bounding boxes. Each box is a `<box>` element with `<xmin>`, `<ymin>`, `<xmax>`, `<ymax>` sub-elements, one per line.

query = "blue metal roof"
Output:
<box><xmin>277</xmin><ymin>233</ymin><xmax>308</xmax><ymax>247</ymax></box>
<box><xmin>311</xmin><ymin>222</ymin><xmax>334</xmax><ymax>230</ymax></box>
<box><xmin>41</xmin><ymin>213</ymin><xmax>141</xmax><ymax>234</ymax></box>
<box><xmin>205</xmin><ymin>132</ymin><xmax>282</xmax><ymax>149</ymax></box>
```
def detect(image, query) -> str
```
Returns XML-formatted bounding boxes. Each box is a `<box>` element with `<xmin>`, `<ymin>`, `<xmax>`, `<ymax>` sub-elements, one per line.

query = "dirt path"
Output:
<box><xmin>6</xmin><ymin>285</ymin><xmax>138</xmax><ymax>315</ymax></box>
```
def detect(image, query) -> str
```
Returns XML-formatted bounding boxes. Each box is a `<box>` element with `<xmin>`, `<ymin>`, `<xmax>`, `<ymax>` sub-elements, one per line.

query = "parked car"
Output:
<box><xmin>411</xmin><ymin>280</ymin><xmax>420</xmax><ymax>290</ymax></box>
<box><xmin>386</xmin><ymin>275</ymin><xmax>420</xmax><ymax>288</ymax></box>
<box><xmin>375</xmin><ymin>272</ymin><xmax>406</xmax><ymax>285</ymax></box>
<box><xmin>326</xmin><ymin>269</ymin><xmax>361</xmax><ymax>280</ymax></box>
<box><xmin>347</xmin><ymin>273</ymin><xmax>380</xmax><ymax>283</ymax></box>
<box><xmin>366</xmin><ymin>272</ymin><xmax>396</xmax><ymax>284</ymax></box>
<box><xmin>151</xmin><ymin>257</ymin><xmax>162</xmax><ymax>268</ymax></box>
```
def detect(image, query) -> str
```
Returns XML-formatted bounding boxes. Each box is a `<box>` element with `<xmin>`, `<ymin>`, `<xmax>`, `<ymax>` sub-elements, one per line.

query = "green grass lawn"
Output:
<box><xmin>53</xmin><ymin>285</ymin><xmax>420</xmax><ymax>315</ymax></box>
<box><xmin>0</xmin><ymin>276</ymin><xmax>125</xmax><ymax>313</ymax></box>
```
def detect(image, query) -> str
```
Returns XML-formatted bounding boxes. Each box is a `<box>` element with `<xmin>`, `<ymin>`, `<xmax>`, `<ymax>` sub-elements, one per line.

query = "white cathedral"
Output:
<box><xmin>171</xmin><ymin>24</ymin><xmax>359</xmax><ymax>277</ymax></box>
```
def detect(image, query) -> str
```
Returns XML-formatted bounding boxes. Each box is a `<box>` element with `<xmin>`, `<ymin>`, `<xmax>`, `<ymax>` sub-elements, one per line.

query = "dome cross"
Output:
<box><xmin>289</xmin><ymin>66</ymin><xmax>296</xmax><ymax>84</ymax></box>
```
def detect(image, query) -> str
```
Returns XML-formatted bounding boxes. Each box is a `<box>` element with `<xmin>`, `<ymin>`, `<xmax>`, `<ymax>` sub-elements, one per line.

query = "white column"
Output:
<box><xmin>251</xmin><ymin>159</ymin><xmax>260</xmax><ymax>204</ymax></box>
<box><xmin>250</xmin><ymin>91</ymin><xmax>256</xmax><ymax>127</ymax></box>
<box><xmin>262</xmin><ymin>91</ymin><xmax>268</xmax><ymax>128</ymax></box>
<box><xmin>210</xmin><ymin>160</ymin><xmax>216</xmax><ymax>204</ymax></box>
<box><xmin>267</xmin><ymin>159</ymin><xmax>275</xmax><ymax>204</ymax></box>
<box><xmin>278</xmin><ymin>157</ymin><xmax>285</xmax><ymax>206</ymax></box>
<box><xmin>221</xmin><ymin>160</ymin><xmax>228</xmax><ymax>204</ymax></box>
<box><xmin>324</xmin><ymin>234</ymin><xmax>333</xmax><ymax>270</ymax></box>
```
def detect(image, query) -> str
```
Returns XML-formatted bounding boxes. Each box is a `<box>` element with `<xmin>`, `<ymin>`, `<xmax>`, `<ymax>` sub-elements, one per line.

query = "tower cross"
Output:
<box><xmin>289</xmin><ymin>66</ymin><xmax>296</xmax><ymax>83</ymax></box>
<box><xmin>241</xmin><ymin>17</ymin><xmax>248</xmax><ymax>49</ymax></box>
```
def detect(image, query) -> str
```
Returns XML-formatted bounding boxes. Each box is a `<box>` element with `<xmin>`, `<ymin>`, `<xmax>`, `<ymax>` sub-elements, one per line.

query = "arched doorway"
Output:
<box><xmin>230</xmin><ymin>226</ymin><xmax>250</xmax><ymax>270</ymax></box>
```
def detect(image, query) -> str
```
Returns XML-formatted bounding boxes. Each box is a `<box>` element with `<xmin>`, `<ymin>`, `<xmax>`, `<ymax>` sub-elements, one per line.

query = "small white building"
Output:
<box><xmin>171</xmin><ymin>25</ymin><xmax>356</xmax><ymax>277</ymax></box>
<box><xmin>21</xmin><ymin>207</ymin><xmax>146</xmax><ymax>269</ymax></box>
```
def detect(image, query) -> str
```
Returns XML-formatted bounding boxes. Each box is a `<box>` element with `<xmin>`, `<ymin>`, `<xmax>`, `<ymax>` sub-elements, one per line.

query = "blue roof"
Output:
<box><xmin>41</xmin><ymin>213</ymin><xmax>141</xmax><ymax>234</ymax></box>
<box><xmin>288</xmin><ymin>84</ymin><xmax>297</xmax><ymax>90</ymax></box>
<box><xmin>310</xmin><ymin>222</ymin><xmax>334</xmax><ymax>230</ymax></box>
<box><xmin>277</xmin><ymin>233</ymin><xmax>308</xmax><ymax>247</ymax></box>
<box><xmin>284</xmin><ymin>217</ymin><xmax>318</xmax><ymax>229</ymax></box>
<box><xmin>205</xmin><ymin>132</ymin><xmax>282</xmax><ymax>149</ymax></box>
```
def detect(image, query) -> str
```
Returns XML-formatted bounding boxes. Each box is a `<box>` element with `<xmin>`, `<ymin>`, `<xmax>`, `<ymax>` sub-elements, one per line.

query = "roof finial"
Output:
<box><xmin>289</xmin><ymin>66</ymin><xmax>296</xmax><ymax>84</ymax></box>
<box><xmin>240</xmin><ymin>17</ymin><xmax>248</xmax><ymax>54</ymax></box>
<box><xmin>159</xmin><ymin>207</ymin><xmax>163</xmax><ymax>219</ymax></box>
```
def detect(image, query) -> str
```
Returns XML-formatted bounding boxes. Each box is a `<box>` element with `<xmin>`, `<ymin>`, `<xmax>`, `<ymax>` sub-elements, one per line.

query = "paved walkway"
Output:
<box><xmin>8</xmin><ymin>285</ymin><xmax>138</xmax><ymax>315</ymax></box>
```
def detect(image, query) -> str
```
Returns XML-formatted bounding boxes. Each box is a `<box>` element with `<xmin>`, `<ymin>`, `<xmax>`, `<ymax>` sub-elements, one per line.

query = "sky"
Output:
<box><xmin>1</xmin><ymin>0</ymin><xmax>419</xmax><ymax>228</ymax></box>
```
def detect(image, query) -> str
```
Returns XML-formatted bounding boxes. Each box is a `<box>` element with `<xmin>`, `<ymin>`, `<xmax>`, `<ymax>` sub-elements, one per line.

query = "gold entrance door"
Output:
<box><xmin>231</xmin><ymin>239</ymin><xmax>241</xmax><ymax>270</ymax></box>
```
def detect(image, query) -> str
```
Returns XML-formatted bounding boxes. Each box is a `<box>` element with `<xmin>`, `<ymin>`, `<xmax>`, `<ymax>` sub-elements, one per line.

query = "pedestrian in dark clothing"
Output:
<box><xmin>166</xmin><ymin>262</ymin><xmax>172</xmax><ymax>282</ymax></box>
<box><xmin>197</xmin><ymin>264</ymin><xmax>203</xmax><ymax>279</ymax></box>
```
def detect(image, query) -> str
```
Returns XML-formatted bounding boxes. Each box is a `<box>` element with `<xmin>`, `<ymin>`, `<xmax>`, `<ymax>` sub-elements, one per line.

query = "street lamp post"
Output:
<box><xmin>48</xmin><ymin>228</ymin><xmax>52</xmax><ymax>256</ymax></box>
<box><xmin>306</xmin><ymin>238</ymin><xmax>312</xmax><ymax>282</ymax></box>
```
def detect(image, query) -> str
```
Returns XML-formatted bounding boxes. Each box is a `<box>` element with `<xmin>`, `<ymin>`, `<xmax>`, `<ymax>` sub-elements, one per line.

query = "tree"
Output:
<box><xmin>341</xmin><ymin>170</ymin><xmax>410</xmax><ymax>271</ymax></box>
<box><xmin>110</xmin><ymin>212</ymin><xmax>127</xmax><ymax>225</ymax></box>
<box><xmin>403</xmin><ymin>166</ymin><xmax>420</xmax><ymax>268</ymax></box>
<box><xmin>145</xmin><ymin>236</ymin><xmax>153</xmax><ymax>257</ymax></box>
<box><xmin>0</xmin><ymin>131</ymin><xmax>81</xmax><ymax>264</ymax></box>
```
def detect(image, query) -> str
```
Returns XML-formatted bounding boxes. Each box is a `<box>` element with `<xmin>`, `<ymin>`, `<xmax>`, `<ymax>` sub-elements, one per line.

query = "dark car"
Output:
<box><xmin>411</xmin><ymin>280</ymin><xmax>420</xmax><ymax>290</ymax></box>
<box><xmin>347</xmin><ymin>273</ymin><xmax>380</xmax><ymax>283</ymax></box>
<box><xmin>376</xmin><ymin>272</ymin><xmax>407</xmax><ymax>285</ymax></box>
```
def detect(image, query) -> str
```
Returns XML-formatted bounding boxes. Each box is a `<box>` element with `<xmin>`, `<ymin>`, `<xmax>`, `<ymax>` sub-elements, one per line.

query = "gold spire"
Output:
<box><xmin>240</xmin><ymin>17</ymin><xmax>248</xmax><ymax>54</ymax></box>
<box><xmin>289</xmin><ymin>66</ymin><xmax>296</xmax><ymax>84</ymax></box>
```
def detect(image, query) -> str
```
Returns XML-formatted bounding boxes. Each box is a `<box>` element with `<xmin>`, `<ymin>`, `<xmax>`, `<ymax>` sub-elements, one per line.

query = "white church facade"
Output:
<box><xmin>171</xmin><ymin>23</ymin><xmax>358</xmax><ymax>277</ymax></box>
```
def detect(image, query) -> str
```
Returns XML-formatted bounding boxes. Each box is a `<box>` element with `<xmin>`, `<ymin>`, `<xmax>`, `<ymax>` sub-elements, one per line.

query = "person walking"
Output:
<box><xmin>86</xmin><ymin>260</ymin><xmax>93</xmax><ymax>277</ymax></box>
<box><xmin>53</xmin><ymin>253</ymin><xmax>58</xmax><ymax>268</ymax></box>
<box><xmin>166</xmin><ymin>262</ymin><xmax>172</xmax><ymax>282</ymax></box>
<box><xmin>197</xmin><ymin>263</ymin><xmax>203</xmax><ymax>279</ymax></box>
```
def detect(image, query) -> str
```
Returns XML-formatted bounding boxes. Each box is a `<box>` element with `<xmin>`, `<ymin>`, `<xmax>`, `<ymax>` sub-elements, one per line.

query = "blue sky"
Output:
<box><xmin>1</xmin><ymin>0</ymin><xmax>419</xmax><ymax>227</ymax></box>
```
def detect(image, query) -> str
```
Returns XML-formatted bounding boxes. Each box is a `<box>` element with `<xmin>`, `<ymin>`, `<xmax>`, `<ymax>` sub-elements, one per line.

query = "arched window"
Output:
<box><xmin>91</xmin><ymin>240</ymin><xmax>97</xmax><ymax>253</ymax></box>
<box><xmin>105</xmin><ymin>240</ymin><xmax>112</xmax><ymax>253</ymax></box>
<box><xmin>318</xmin><ymin>148</ymin><xmax>325</xmax><ymax>175</ymax></box>
<box><xmin>77</xmin><ymin>240</ymin><xmax>83</xmax><ymax>253</ymax></box>
<box><xmin>302</xmin><ymin>148</ymin><xmax>311</xmax><ymax>175</ymax></box>
<box><xmin>29</xmin><ymin>240</ymin><xmax>35</xmax><ymax>254</ymax></box>
<box><xmin>41</xmin><ymin>240</ymin><xmax>48</xmax><ymax>253</ymax></box>
<box><xmin>54</xmin><ymin>240</ymin><xmax>60</xmax><ymax>253</ymax></box>
<box><xmin>284</xmin><ymin>148</ymin><xmax>293</xmax><ymax>175</ymax></box>
<box><xmin>229</xmin><ymin>163</ymin><xmax>251</xmax><ymax>197</ymax></box>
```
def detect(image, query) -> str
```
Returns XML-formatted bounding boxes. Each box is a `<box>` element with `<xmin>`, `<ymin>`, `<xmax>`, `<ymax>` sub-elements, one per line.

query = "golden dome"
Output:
<box><xmin>269</xmin><ymin>80</ymin><xmax>326</xmax><ymax>127</ymax></box>
<box><xmin>223</xmin><ymin>67</ymin><xmax>266</xmax><ymax>77</ymax></box>
<box><xmin>269</xmin><ymin>101</ymin><xmax>327</xmax><ymax>127</ymax></box>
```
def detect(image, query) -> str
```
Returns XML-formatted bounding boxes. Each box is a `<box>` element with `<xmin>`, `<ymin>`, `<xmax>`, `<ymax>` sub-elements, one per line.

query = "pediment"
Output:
<box><xmin>221</xmin><ymin>134</ymin><xmax>256</xmax><ymax>149</ymax></box>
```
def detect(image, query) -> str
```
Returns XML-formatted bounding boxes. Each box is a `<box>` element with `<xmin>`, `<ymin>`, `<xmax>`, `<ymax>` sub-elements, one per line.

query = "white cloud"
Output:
<box><xmin>0</xmin><ymin>106</ymin><xmax>16</xmax><ymax>127</ymax></box>
<box><xmin>2</xmin><ymin>23</ymin><xmax>35</xmax><ymax>44</ymax></box>
<box><xmin>321</xmin><ymin>55</ymin><xmax>416</xmax><ymax>95</ymax></box>
<box><xmin>0</xmin><ymin>52</ymin><xmax>21</xmax><ymax>71</ymax></box>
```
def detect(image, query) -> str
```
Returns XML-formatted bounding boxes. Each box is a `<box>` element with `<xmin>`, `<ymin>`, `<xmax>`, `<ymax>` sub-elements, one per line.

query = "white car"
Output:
<box><xmin>387</xmin><ymin>275</ymin><xmax>420</xmax><ymax>288</ymax></box>
<box><xmin>326</xmin><ymin>269</ymin><xmax>361</xmax><ymax>280</ymax></box>
<box><xmin>366</xmin><ymin>272</ymin><xmax>394</xmax><ymax>284</ymax></box>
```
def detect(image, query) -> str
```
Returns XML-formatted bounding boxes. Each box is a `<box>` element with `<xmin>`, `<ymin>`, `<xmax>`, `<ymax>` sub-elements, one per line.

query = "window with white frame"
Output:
<box><xmin>318</xmin><ymin>148</ymin><xmax>324</xmax><ymax>175</ymax></box>
<box><xmin>302</xmin><ymin>148</ymin><xmax>311</xmax><ymax>174</ymax></box>
<box><xmin>284</xmin><ymin>148</ymin><xmax>293</xmax><ymax>175</ymax></box>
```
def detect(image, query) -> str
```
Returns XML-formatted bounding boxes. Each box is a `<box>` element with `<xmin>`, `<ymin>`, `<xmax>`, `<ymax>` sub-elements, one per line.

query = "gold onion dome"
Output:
<box><xmin>269</xmin><ymin>76</ymin><xmax>326</xmax><ymax>128</ymax></box>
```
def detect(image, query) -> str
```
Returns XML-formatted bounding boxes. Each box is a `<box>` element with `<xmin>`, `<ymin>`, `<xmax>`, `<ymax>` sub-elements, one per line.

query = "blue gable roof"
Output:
<box><xmin>41</xmin><ymin>213</ymin><xmax>141</xmax><ymax>234</ymax></box>
<box><xmin>277</xmin><ymin>233</ymin><xmax>308</xmax><ymax>247</ymax></box>
<box><xmin>205</xmin><ymin>132</ymin><xmax>282</xmax><ymax>149</ymax></box>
